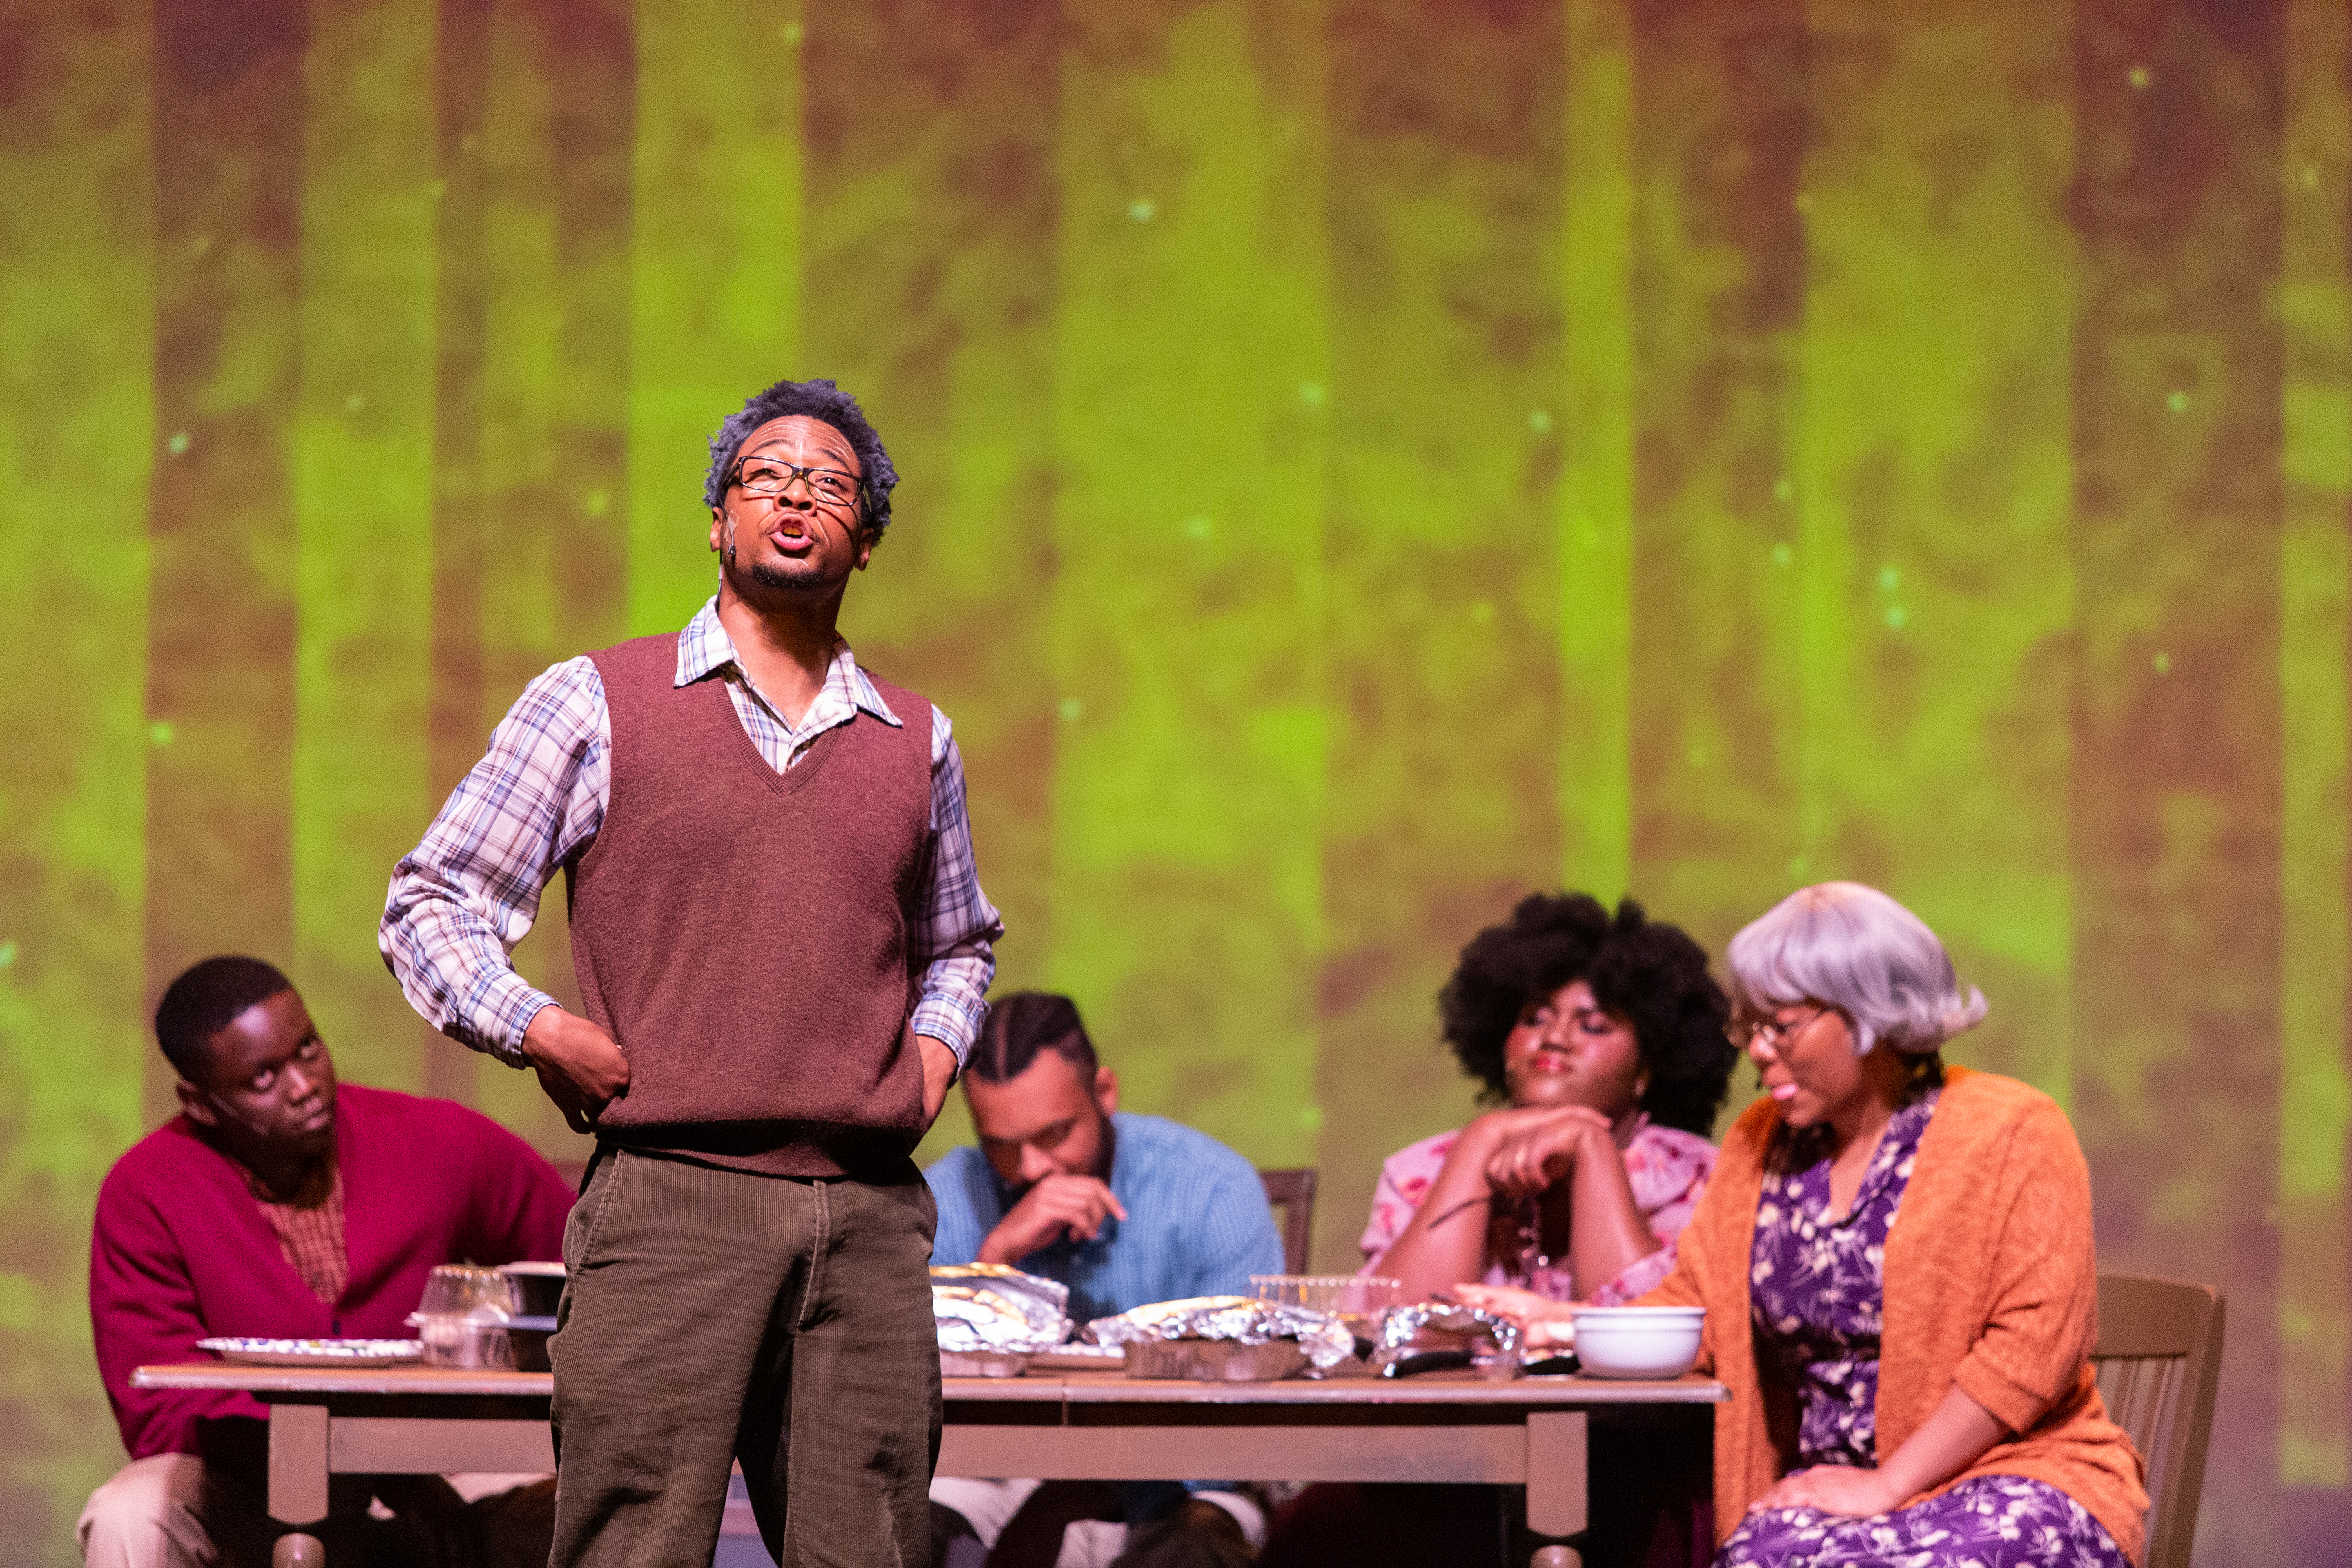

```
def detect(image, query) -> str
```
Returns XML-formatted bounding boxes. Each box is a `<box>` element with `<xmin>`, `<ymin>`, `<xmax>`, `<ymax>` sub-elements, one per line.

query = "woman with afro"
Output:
<box><xmin>1361</xmin><ymin>892</ymin><xmax>1739</xmax><ymax>1307</ymax></box>
<box><xmin>1260</xmin><ymin>896</ymin><xmax>1739</xmax><ymax>1568</ymax></box>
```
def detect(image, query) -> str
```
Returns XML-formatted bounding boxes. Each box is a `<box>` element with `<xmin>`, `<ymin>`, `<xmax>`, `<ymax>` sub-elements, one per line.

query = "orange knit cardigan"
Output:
<box><xmin>1639</xmin><ymin>1067</ymin><xmax>2149</xmax><ymax>1563</ymax></box>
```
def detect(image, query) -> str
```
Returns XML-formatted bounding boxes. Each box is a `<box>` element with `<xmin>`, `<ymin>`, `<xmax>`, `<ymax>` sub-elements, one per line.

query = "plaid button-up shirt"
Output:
<box><xmin>380</xmin><ymin>598</ymin><xmax>1001</xmax><ymax>1070</ymax></box>
<box><xmin>253</xmin><ymin>1161</ymin><xmax>348</xmax><ymax>1306</ymax></box>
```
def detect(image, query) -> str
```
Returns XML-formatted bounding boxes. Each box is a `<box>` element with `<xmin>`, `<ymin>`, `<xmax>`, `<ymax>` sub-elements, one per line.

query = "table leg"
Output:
<box><xmin>1523</xmin><ymin>1410</ymin><xmax>1586</xmax><ymax>1536</ymax></box>
<box><xmin>271</xmin><ymin>1533</ymin><xmax>325</xmax><ymax>1568</ymax></box>
<box><xmin>267</xmin><ymin>1403</ymin><xmax>331</xmax><ymax>1524</ymax></box>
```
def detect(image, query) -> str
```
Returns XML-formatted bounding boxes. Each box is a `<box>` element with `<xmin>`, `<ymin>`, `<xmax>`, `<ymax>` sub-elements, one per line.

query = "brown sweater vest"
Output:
<box><xmin>567</xmin><ymin>633</ymin><xmax>935</xmax><ymax>1178</ymax></box>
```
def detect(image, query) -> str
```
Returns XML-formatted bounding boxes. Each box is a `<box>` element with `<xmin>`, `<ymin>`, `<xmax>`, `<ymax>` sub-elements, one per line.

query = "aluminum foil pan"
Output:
<box><xmin>940</xmin><ymin>1349</ymin><xmax>1029</xmax><ymax>1378</ymax></box>
<box><xmin>1371</xmin><ymin>1301</ymin><xmax>1522</xmax><ymax>1377</ymax></box>
<box><xmin>1123</xmin><ymin>1339</ymin><xmax>1310</xmax><ymax>1382</ymax></box>
<box><xmin>1085</xmin><ymin>1295</ymin><xmax>1355</xmax><ymax>1370</ymax></box>
<box><xmin>931</xmin><ymin>1264</ymin><xmax>1071</xmax><ymax>1354</ymax></box>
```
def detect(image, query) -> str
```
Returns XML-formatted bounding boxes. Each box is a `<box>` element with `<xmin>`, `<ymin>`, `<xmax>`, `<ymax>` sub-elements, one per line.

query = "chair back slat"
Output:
<box><xmin>1258</xmin><ymin>1167</ymin><xmax>1318</xmax><ymax>1275</ymax></box>
<box><xmin>2091</xmin><ymin>1273</ymin><xmax>2224</xmax><ymax>1568</ymax></box>
<box><xmin>2094</xmin><ymin>1354</ymin><xmax>2184</xmax><ymax>1521</ymax></box>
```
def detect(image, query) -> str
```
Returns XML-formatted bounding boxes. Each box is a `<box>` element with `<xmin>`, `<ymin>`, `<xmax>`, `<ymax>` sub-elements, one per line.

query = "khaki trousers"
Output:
<box><xmin>550</xmin><ymin>1147</ymin><xmax>940</xmax><ymax>1568</ymax></box>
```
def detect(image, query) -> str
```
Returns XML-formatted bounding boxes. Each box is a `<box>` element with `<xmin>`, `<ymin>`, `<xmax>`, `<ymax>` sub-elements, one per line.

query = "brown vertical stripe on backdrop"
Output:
<box><xmin>547</xmin><ymin>0</ymin><xmax>631</xmax><ymax>659</ymax></box>
<box><xmin>502</xmin><ymin>0</ymin><xmax>633</xmax><ymax>1067</ymax></box>
<box><xmin>430</xmin><ymin>0</ymin><xmax>490</xmax><ymax>806</ymax></box>
<box><xmin>422</xmin><ymin>0</ymin><xmax>634</xmax><ymax>1110</ymax></box>
<box><xmin>1316</xmin><ymin>0</ymin><xmax>1567</xmax><ymax>1270</ymax></box>
<box><xmin>425</xmin><ymin>0</ymin><xmax>493</xmax><ymax>1102</ymax></box>
<box><xmin>800</xmin><ymin>0</ymin><xmax>1061</xmax><ymax>1019</ymax></box>
<box><xmin>144</xmin><ymin>0</ymin><xmax>306</xmax><ymax>1128</ymax></box>
<box><xmin>2070</xmin><ymin>0</ymin><xmax>2285</xmax><ymax>1556</ymax></box>
<box><xmin>470</xmin><ymin>0</ymin><xmax>579</xmax><ymax>1092</ymax></box>
<box><xmin>1624</xmin><ymin>0</ymin><xmax>1810</xmax><ymax>991</ymax></box>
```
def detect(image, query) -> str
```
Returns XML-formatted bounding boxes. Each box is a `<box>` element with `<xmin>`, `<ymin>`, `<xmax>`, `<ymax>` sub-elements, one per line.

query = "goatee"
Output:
<box><xmin>743</xmin><ymin>557</ymin><xmax>825</xmax><ymax>595</ymax></box>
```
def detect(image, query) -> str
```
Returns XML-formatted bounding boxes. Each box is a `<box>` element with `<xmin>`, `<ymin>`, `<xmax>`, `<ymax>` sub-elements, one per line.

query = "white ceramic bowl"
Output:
<box><xmin>1568</xmin><ymin>1305</ymin><xmax>1706</xmax><ymax>1379</ymax></box>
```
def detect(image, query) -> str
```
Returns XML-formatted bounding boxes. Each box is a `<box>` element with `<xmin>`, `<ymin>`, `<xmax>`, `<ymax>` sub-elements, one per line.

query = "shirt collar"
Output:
<box><xmin>675</xmin><ymin>596</ymin><xmax>902</xmax><ymax>728</ymax></box>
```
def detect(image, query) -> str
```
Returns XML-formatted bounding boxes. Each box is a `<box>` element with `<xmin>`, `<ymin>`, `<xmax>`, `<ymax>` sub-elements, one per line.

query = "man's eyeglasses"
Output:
<box><xmin>1725</xmin><ymin>1003</ymin><xmax>1829</xmax><ymax>1054</ymax></box>
<box><xmin>729</xmin><ymin>457</ymin><xmax>862</xmax><ymax>512</ymax></box>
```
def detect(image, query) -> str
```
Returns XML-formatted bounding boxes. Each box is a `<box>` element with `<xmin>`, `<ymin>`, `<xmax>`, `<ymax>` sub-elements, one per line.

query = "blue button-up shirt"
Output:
<box><xmin>926</xmin><ymin>1112</ymin><xmax>1285</xmax><ymax>1325</ymax></box>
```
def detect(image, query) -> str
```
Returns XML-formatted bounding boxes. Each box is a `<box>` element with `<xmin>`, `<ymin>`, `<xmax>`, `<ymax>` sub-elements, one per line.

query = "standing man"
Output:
<box><xmin>381</xmin><ymin>379</ymin><xmax>1001</xmax><ymax>1568</ymax></box>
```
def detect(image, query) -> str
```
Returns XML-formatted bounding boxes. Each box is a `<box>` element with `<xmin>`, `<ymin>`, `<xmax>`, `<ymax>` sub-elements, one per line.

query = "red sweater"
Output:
<box><xmin>90</xmin><ymin>1085</ymin><xmax>573</xmax><ymax>1462</ymax></box>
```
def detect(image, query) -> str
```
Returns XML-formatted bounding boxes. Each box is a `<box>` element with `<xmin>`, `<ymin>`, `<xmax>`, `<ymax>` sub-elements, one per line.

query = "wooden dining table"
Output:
<box><xmin>134</xmin><ymin>1359</ymin><xmax>1724</xmax><ymax>1568</ymax></box>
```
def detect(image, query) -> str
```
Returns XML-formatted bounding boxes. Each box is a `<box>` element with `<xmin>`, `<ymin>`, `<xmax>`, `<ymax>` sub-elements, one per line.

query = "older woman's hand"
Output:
<box><xmin>1443</xmin><ymin>1282</ymin><xmax>1577</xmax><ymax>1349</ymax></box>
<box><xmin>1482</xmin><ymin>1103</ymin><xmax>1615</xmax><ymax>1199</ymax></box>
<box><xmin>1751</xmin><ymin>1464</ymin><xmax>1904</xmax><ymax>1519</ymax></box>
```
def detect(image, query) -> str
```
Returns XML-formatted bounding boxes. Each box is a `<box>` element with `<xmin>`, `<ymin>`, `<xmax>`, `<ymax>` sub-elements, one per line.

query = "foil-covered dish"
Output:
<box><xmin>1086</xmin><ymin>1295</ymin><xmax>1356</xmax><ymax>1375</ymax></box>
<box><xmin>1121</xmin><ymin>1339</ymin><xmax>1311</xmax><ymax>1381</ymax></box>
<box><xmin>939</xmin><ymin>1349</ymin><xmax>1031</xmax><ymax>1379</ymax></box>
<box><xmin>931</xmin><ymin>1263</ymin><xmax>1072</xmax><ymax>1356</ymax></box>
<box><xmin>1370</xmin><ymin>1301</ymin><xmax>1523</xmax><ymax>1378</ymax></box>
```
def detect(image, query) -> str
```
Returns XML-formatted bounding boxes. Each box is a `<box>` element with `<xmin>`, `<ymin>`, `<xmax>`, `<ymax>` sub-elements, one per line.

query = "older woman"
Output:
<box><xmin>1363</xmin><ymin>893</ymin><xmax>1737</xmax><ymax>1308</ymax></box>
<box><xmin>1461</xmin><ymin>882</ymin><xmax>2149</xmax><ymax>1568</ymax></box>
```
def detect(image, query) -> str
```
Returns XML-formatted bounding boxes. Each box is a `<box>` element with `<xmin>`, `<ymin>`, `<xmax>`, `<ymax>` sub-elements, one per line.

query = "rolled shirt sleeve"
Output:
<box><xmin>379</xmin><ymin>657</ymin><xmax>609</xmax><ymax>1064</ymax></box>
<box><xmin>905</xmin><ymin>708</ymin><xmax>1001</xmax><ymax>1071</ymax></box>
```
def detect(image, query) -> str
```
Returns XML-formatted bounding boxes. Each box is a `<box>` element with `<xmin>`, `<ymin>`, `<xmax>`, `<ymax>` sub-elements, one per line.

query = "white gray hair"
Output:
<box><xmin>1726</xmin><ymin>882</ymin><xmax>1987</xmax><ymax>1056</ymax></box>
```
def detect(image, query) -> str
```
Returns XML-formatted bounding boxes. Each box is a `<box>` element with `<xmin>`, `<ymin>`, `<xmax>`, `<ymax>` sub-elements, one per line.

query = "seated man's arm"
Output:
<box><xmin>90</xmin><ymin>1174</ymin><xmax>256</xmax><ymax>1463</ymax></box>
<box><xmin>377</xmin><ymin>657</ymin><xmax>608</xmax><ymax>1067</ymax></box>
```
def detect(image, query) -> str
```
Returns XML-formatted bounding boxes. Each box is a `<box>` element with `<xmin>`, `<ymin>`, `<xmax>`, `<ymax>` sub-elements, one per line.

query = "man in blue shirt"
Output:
<box><xmin>928</xmin><ymin>992</ymin><xmax>1282</xmax><ymax>1322</ymax></box>
<box><xmin>925</xmin><ymin>992</ymin><xmax>1283</xmax><ymax>1566</ymax></box>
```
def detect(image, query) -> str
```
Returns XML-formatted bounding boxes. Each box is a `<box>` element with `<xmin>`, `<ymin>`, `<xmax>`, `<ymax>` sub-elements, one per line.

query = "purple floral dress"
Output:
<box><xmin>1716</xmin><ymin>1091</ymin><xmax>2130</xmax><ymax>1568</ymax></box>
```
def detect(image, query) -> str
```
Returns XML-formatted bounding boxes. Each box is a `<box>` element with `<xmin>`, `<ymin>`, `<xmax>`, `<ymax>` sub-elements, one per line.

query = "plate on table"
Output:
<box><xmin>197</xmin><ymin>1338</ymin><xmax>425</xmax><ymax>1368</ymax></box>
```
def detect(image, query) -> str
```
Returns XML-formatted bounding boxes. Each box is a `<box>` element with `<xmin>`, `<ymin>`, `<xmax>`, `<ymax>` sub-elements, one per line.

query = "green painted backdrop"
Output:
<box><xmin>0</xmin><ymin>0</ymin><xmax>2344</xmax><ymax>1562</ymax></box>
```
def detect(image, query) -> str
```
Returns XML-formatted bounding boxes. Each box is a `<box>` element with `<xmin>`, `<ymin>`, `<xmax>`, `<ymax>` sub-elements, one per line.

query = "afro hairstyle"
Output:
<box><xmin>1437</xmin><ymin>892</ymin><xmax>1737</xmax><ymax>1136</ymax></box>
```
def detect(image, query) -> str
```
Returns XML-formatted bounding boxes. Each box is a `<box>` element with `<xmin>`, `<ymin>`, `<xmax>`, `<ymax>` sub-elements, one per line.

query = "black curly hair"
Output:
<box><xmin>154</xmin><ymin>955</ymin><xmax>294</xmax><ymax>1080</ymax></box>
<box><xmin>1438</xmin><ymin>893</ymin><xmax>1737</xmax><ymax>1136</ymax></box>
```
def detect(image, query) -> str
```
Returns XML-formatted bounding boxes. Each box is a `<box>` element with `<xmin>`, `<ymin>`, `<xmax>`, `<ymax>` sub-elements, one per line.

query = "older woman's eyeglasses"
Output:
<box><xmin>729</xmin><ymin>457</ymin><xmax>862</xmax><ymax>512</ymax></box>
<box><xmin>1725</xmin><ymin>1003</ymin><xmax>1829</xmax><ymax>1054</ymax></box>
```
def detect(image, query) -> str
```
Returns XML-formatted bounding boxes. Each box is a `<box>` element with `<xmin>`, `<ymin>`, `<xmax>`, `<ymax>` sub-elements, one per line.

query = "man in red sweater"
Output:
<box><xmin>81</xmin><ymin>956</ymin><xmax>575</xmax><ymax>1568</ymax></box>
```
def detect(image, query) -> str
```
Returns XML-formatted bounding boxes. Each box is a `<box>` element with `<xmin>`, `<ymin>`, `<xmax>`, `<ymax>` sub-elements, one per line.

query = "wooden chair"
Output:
<box><xmin>2091</xmin><ymin>1272</ymin><xmax>2225</xmax><ymax>1568</ymax></box>
<box><xmin>1258</xmin><ymin>1167</ymin><xmax>1318</xmax><ymax>1275</ymax></box>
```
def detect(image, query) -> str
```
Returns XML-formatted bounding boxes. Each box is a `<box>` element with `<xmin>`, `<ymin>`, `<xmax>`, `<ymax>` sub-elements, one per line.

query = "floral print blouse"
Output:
<box><xmin>1749</xmin><ymin>1089</ymin><xmax>1940</xmax><ymax>1466</ymax></box>
<box><xmin>1357</xmin><ymin>1114</ymin><xmax>1717</xmax><ymax>1304</ymax></box>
